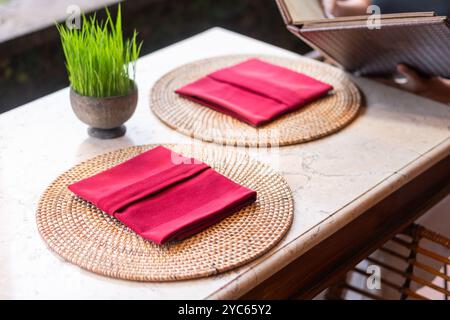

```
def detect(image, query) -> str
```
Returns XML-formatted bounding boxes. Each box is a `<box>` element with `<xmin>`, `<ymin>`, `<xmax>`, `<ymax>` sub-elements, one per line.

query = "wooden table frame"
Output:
<box><xmin>242</xmin><ymin>155</ymin><xmax>450</xmax><ymax>299</ymax></box>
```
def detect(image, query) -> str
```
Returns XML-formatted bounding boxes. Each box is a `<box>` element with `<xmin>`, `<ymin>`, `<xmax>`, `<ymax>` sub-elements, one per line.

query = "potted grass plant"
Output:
<box><xmin>57</xmin><ymin>6</ymin><xmax>142</xmax><ymax>139</ymax></box>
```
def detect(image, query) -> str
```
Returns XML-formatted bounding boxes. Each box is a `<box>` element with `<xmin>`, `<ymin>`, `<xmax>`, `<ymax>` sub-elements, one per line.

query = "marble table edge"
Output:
<box><xmin>207</xmin><ymin>137</ymin><xmax>450</xmax><ymax>299</ymax></box>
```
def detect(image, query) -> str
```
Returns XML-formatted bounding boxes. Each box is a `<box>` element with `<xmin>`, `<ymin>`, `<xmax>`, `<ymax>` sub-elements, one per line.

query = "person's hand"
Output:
<box><xmin>377</xmin><ymin>64</ymin><xmax>450</xmax><ymax>104</ymax></box>
<box><xmin>396</xmin><ymin>64</ymin><xmax>450</xmax><ymax>104</ymax></box>
<box><xmin>321</xmin><ymin>0</ymin><xmax>371</xmax><ymax>18</ymax></box>
<box><xmin>321</xmin><ymin>0</ymin><xmax>338</xmax><ymax>17</ymax></box>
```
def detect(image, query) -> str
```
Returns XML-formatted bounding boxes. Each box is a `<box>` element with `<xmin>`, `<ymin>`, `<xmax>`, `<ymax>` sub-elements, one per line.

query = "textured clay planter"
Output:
<box><xmin>70</xmin><ymin>84</ymin><xmax>138</xmax><ymax>139</ymax></box>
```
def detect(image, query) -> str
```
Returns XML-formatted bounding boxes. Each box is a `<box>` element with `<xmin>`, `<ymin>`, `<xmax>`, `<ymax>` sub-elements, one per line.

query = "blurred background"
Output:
<box><xmin>0</xmin><ymin>0</ymin><xmax>311</xmax><ymax>114</ymax></box>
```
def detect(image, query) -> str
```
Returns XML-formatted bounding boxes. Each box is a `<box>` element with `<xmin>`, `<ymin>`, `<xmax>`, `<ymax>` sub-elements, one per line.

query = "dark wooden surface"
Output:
<box><xmin>241</xmin><ymin>154</ymin><xmax>450</xmax><ymax>300</ymax></box>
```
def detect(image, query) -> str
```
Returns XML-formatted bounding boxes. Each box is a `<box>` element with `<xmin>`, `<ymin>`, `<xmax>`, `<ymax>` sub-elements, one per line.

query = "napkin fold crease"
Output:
<box><xmin>176</xmin><ymin>58</ymin><xmax>333</xmax><ymax>126</ymax></box>
<box><xmin>68</xmin><ymin>146</ymin><xmax>257</xmax><ymax>244</ymax></box>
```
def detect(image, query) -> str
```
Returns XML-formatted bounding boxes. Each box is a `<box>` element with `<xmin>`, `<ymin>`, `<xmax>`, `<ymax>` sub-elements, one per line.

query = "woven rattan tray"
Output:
<box><xmin>36</xmin><ymin>144</ymin><xmax>294</xmax><ymax>281</ymax></box>
<box><xmin>150</xmin><ymin>55</ymin><xmax>361</xmax><ymax>147</ymax></box>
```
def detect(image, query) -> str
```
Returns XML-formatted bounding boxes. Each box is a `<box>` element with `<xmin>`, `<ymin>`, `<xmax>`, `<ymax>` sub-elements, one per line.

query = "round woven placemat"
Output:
<box><xmin>150</xmin><ymin>55</ymin><xmax>361</xmax><ymax>147</ymax></box>
<box><xmin>36</xmin><ymin>145</ymin><xmax>293</xmax><ymax>281</ymax></box>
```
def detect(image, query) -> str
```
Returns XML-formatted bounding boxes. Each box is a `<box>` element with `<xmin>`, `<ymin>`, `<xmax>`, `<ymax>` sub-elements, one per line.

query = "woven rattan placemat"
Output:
<box><xmin>36</xmin><ymin>144</ymin><xmax>294</xmax><ymax>281</ymax></box>
<box><xmin>150</xmin><ymin>55</ymin><xmax>361</xmax><ymax>147</ymax></box>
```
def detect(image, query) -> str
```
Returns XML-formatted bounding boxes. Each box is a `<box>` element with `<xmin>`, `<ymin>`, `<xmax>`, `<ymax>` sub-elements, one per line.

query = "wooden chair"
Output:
<box><xmin>325</xmin><ymin>224</ymin><xmax>450</xmax><ymax>300</ymax></box>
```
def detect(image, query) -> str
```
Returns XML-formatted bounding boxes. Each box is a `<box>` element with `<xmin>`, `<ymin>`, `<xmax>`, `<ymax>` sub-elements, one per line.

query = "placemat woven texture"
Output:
<box><xmin>36</xmin><ymin>144</ymin><xmax>294</xmax><ymax>281</ymax></box>
<box><xmin>150</xmin><ymin>55</ymin><xmax>361</xmax><ymax>147</ymax></box>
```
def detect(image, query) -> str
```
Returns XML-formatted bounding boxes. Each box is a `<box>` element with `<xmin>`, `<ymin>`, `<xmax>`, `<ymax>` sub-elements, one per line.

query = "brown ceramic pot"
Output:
<box><xmin>70</xmin><ymin>84</ymin><xmax>138</xmax><ymax>139</ymax></box>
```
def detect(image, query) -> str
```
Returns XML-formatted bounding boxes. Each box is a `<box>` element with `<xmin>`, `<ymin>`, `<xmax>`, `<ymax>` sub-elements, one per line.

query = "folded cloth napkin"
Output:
<box><xmin>68</xmin><ymin>146</ymin><xmax>257</xmax><ymax>244</ymax></box>
<box><xmin>176</xmin><ymin>58</ymin><xmax>333</xmax><ymax>126</ymax></box>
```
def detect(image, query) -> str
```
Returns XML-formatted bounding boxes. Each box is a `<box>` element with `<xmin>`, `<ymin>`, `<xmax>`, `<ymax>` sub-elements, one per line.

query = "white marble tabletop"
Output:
<box><xmin>0</xmin><ymin>28</ymin><xmax>449</xmax><ymax>300</ymax></box>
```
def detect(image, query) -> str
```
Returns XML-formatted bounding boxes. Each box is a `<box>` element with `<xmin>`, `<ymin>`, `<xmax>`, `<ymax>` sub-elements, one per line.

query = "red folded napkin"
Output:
<box><xmin>176</xmin><ymin>58</ymin><xmax>333</xmax><ymax>126</ymax></box>
<box><xmin>68</xmin><ymin>146</ymin><xmax>257</xmax><ymax>244</ymax></box>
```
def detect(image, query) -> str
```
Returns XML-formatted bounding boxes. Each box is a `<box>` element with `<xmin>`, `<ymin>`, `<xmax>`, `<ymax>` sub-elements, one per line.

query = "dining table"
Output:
<box><xmin>0</xmin><ymin>27</ymin><xmax>449</xmax><ymax>300</ymax></box>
